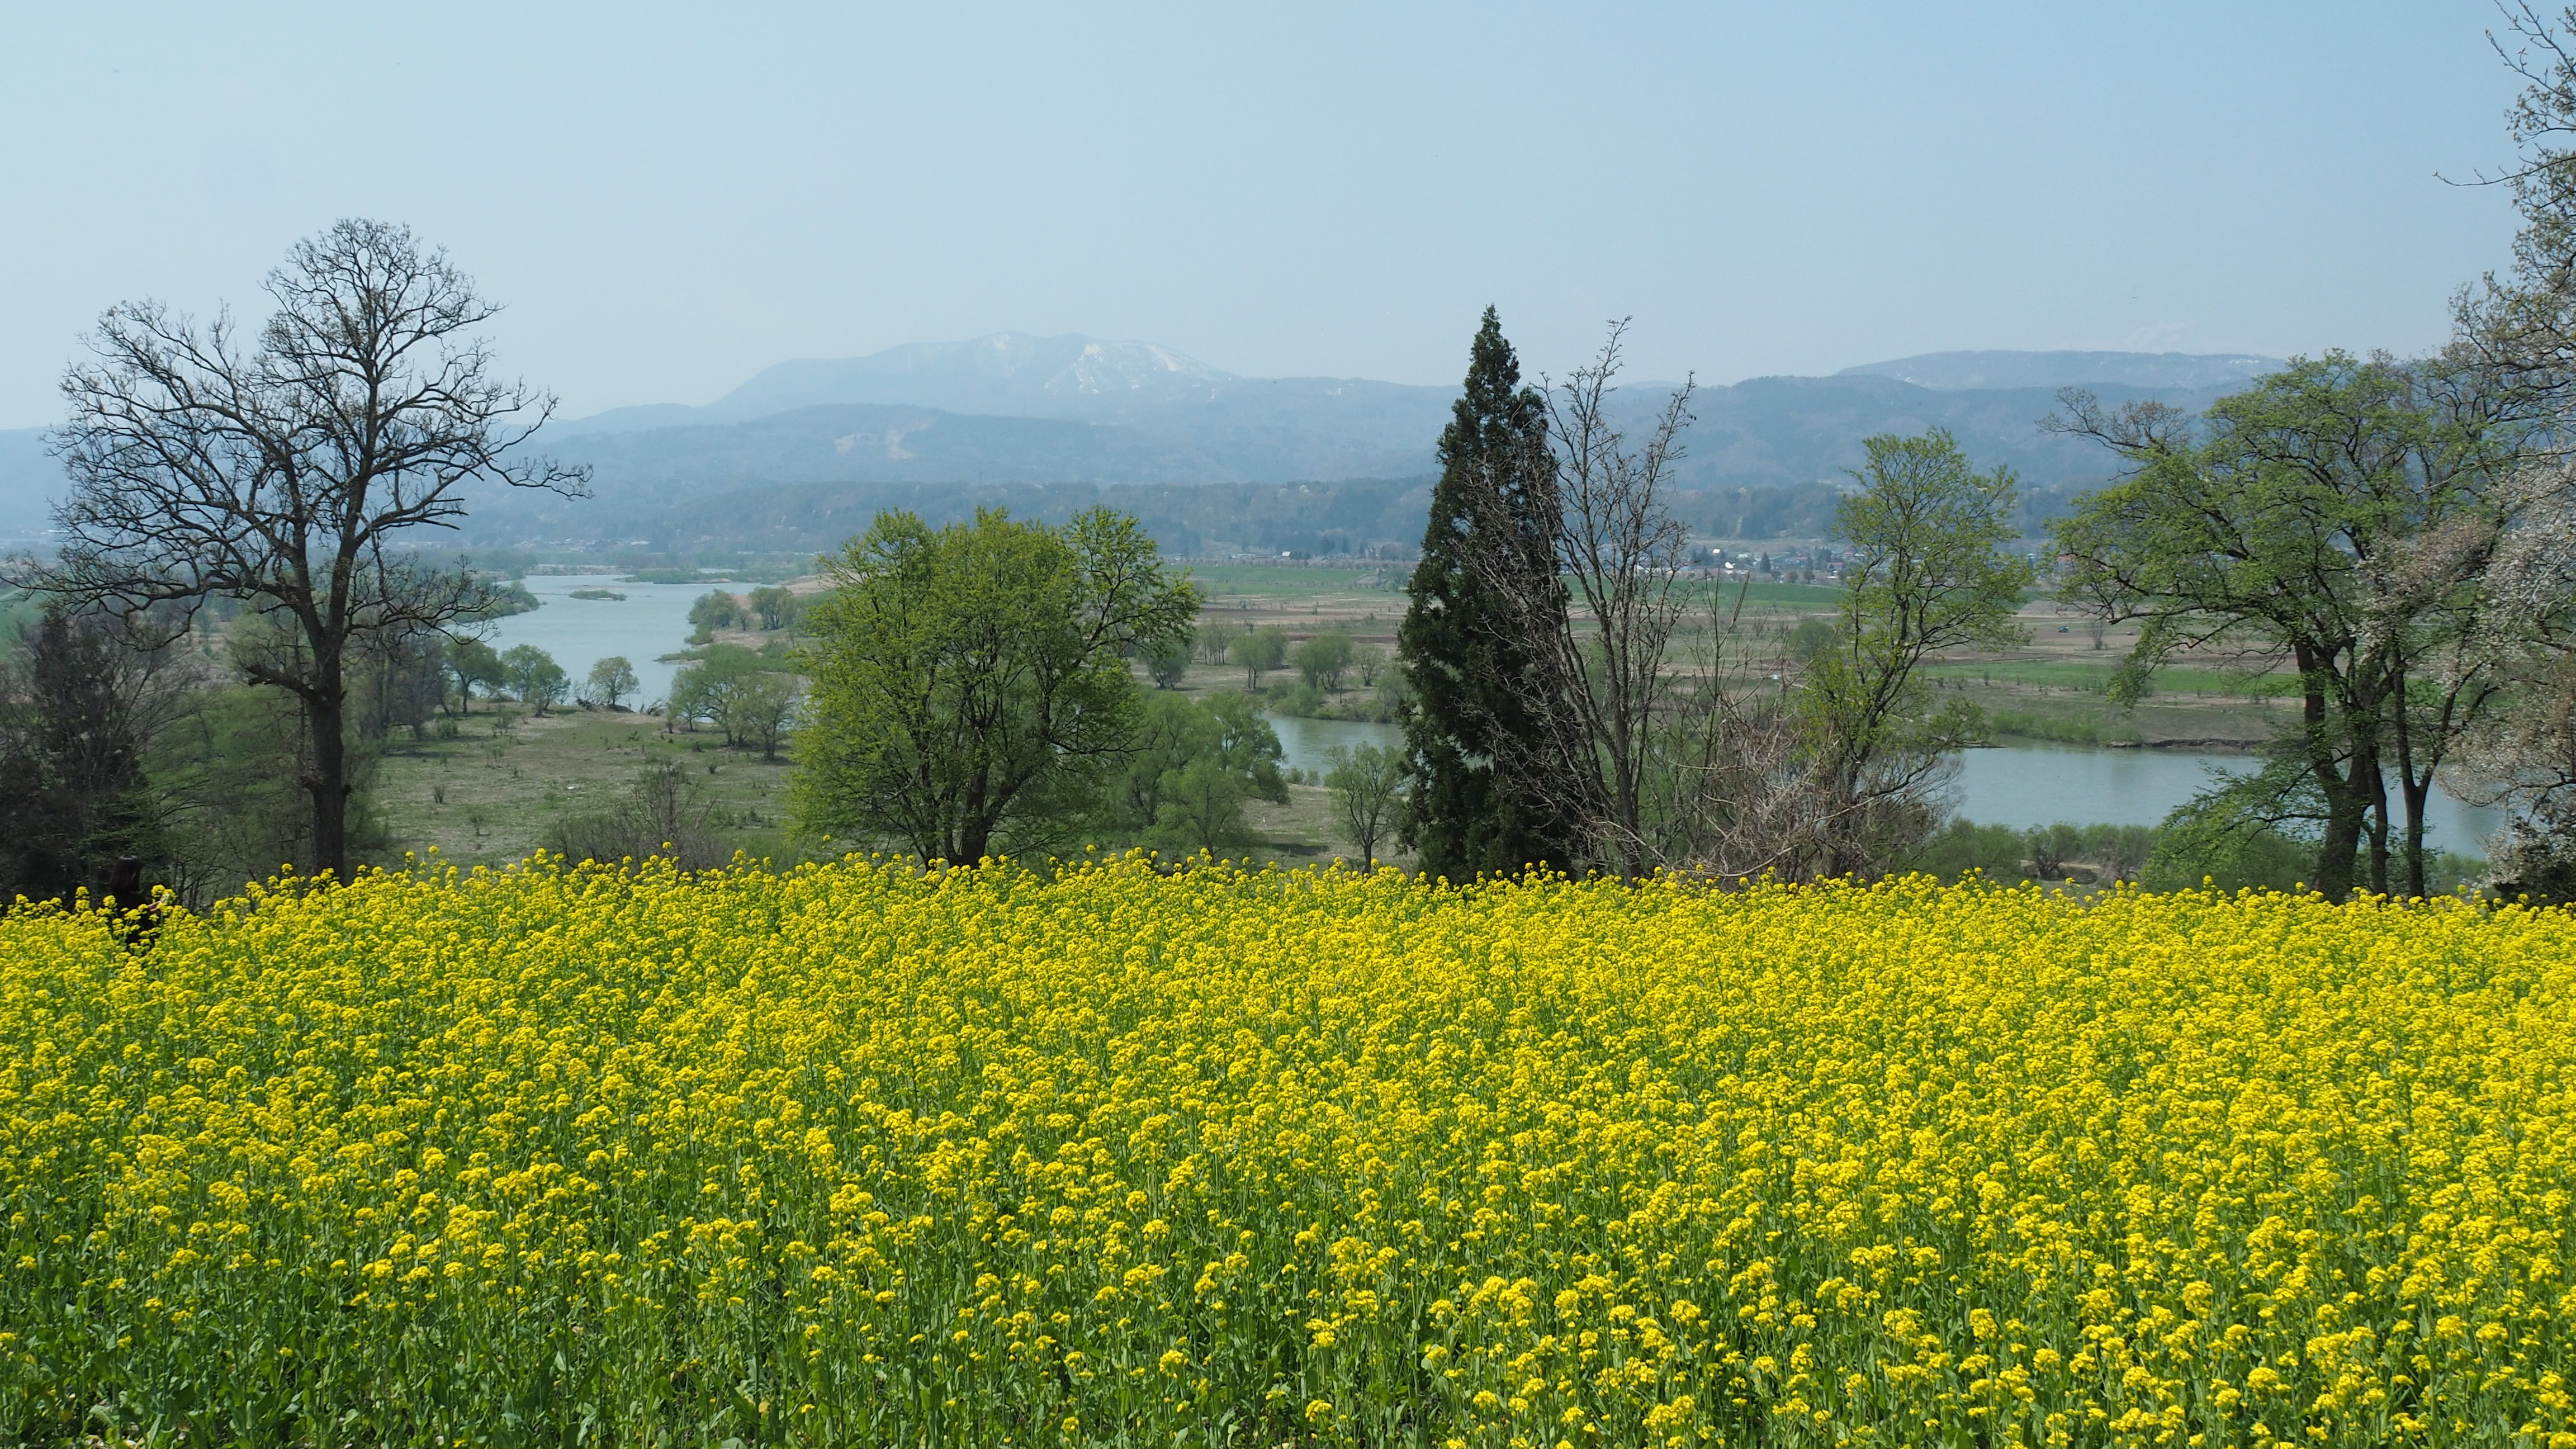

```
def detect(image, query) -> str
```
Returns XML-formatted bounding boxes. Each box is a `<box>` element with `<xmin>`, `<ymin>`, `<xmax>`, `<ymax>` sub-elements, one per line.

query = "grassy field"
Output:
<box><xmin>1920</xmin><ymin>658</ymin><xmax>2292</xmax><ymax>699</ymax></box>
<box><xmin>1182</xmin><ymin>561</ymin><xmax>1410</xmax><ymax>598</ymax></box>
<box><xmin>368</xmin><ymin>707</ymin><xmax>807</xmax><ymax>870</ymax></box>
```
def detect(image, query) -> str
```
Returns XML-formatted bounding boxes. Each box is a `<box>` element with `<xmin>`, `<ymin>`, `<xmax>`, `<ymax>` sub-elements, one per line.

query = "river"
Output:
<box><xmin>479</xmin><ymin>574</ymin><xmax>722</xmax><ymax>707</ymax></box>
<box><xmin>1263</xmin><ymin>715</ymin><xmax>2504</xmax><ymax>856</ymax></box>
<box><xmin>476</xmin><ymin>580</ymin><xmax>2507</xmax><ymax>855</ymax></box>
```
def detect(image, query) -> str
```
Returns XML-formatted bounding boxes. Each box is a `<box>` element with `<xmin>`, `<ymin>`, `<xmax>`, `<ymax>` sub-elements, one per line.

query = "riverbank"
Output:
<box><xmin>397</xmin><ymin>564</ymin><xmax>2493</xmax><ymax>874</ymax></box>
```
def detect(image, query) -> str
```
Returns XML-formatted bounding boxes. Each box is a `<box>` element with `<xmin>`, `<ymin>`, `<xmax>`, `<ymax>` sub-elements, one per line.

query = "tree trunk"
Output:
<box><xmin>2400</xmin><ymin>774</ymin><xmax>2432</xmax><ymax>899</ymax></box>
<box><xmin>955</xmin><ymin>766</ymin><xmax>994</xmax><ymax>863</ymax></box>
<box><xmin>307</xmin><ymin>687</ymin><xmax>350</xmax><ymax>880</ymax></box>
<box><xmin>2312</xmin><ymin>768</ymin><xmax>2365</xmax><ymax>903</ymax></box>
<box><xmin>2295</xmin><ymin>652</ymin><xmax>2362</xmax><ymax>901</ymax></box>
<box><xmin>2365</xmin><ymin>759</ymin><xmax>2391</xmax><ymax>897</ymax></box>
<box><xmin>2390</xmin><ymin>681</ymin><xmax>2431</xmax><ymax>899</ymax></box>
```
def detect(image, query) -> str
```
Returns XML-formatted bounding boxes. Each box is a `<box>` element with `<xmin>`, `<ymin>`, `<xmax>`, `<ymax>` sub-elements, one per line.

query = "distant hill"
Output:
<box><xmin>556</xmin><ymin>332</ymin><xmax>1372</xmax><ymax>432</ymax></box>
<box><xmin>544</xmin><ymin>403</ymin><xmax>1238</xmax><ymax>490</ymax></box>
<box><xmin>3</xmin><ymin>341</ymin><xmax>2293</xmax><ymax>555</ymax></box>
<box><xmin>406</xmin><ymin>367</ymin><xmax>2242</xmax><ymax>548</ymax></box>
<box><xmin>536</xmin><ymin>475</ymin><xmax>1869</xmax><ymax>560</ymax></box>
<box><xmin>710</xmin><ymin>333</ymin><xmax>1234</xmax><ymax>421</ymax></box>
<box><xmin>628</xmin><ymin>478</ymin><xmax>1443</xmax><ymax>559</ymax></box>
<box><xmin>1836</xmin><ymin>349</ymin><xmax>2285</xmax><ymax>392</ymax></box>
<box><xmin>551</xmin><ymin>332</ymin><xmax>1457</xmax><ymax>482</ymax></box>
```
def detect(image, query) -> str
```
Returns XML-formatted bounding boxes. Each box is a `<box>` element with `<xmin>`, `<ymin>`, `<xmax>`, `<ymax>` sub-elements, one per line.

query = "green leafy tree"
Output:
<box><xmin>2139</xmin><ymin>766</ymin><xmax>2323</xmax><ymax>894</ymax></box>
<box><xmin>1237</xmin><ymin>625</ymin><xmax>1286</xmax><ymax>689</ymax></box>
<box><xmin>793</xmin><ymin>507</ymin><xmax>1199</xmax><ymax>862</ymax></box>
<box><xmin>1119</xmin><ymin>690</ymin><xmax>1216</xmax><ymax>827</ymax></box>
<box><xmin>1351</xmin><ymin>640</ymin><xmax>1388</xmax><ymax>688</ymax></box>
<box><xmin>1798</xmin><ymin>429</ymin><xmax>2032</xmax><ymax>877</ymax></box>
<box><xmin>745</xmin><ymin>585</ymin><xmax>797</xmax><ymax>631</ymax></box>
<box><xmin>1192</xmin><ymin>621</ymin><xmax>1238</xmax><ymax>666</ymax></box>
<box><xmin>1291</xmin><ymin>631</ymin><xmax>1355</xmax><ymax>692</ymax></box>
<box><xmin>585</xmin><ymin>656</ymin><xmax>638</xmax><ymax>711</ymax></box>
<box><xmin>1397</xmin><ymin>307</ymin><xmax>1579</xmax><ymax>880</ymax></box>
<box><xmin>719</xmin><ymin>671</ymin><xmax>800</xmax><ymax>761</ymax></box>
<box><xmin>448</xmin><ymin>637</ymin><xmax>505</xmax><ymax>716</ymax></box>
<box><xmin>1144</xmin><ymin>635</ymin><xmax>1192</xmax><ymax>689</ymax></box>
<box><xmin>1152</xmin><ymin>758</ymin><xmax>1257</xmax><ymax>855</ymax></box>
<box><xmin>499</xmin><ymin>645</ymin><xmax>568</xmax><ymax>716</ymax></box>
<box><xmin>2022</xmin><ymin>822</ymin><xmax>2085</xmax><ymax>878</ymax></box>
<box><xmin>1325</xmin><ymin>741</ymin><xmax>1408</xmax><ymax>864</ymax></box>
<box><xmin>1145</xmin><ymin>693</ymin><xmax>1287</xmax><ymax>854</ymax></box>
<box><xmin>2051</xmin><ymin>355</ymin><xmax>2530</xmax><ymax>898</ymax></box>
<box><xmin>670</xmin><ymin>644</ymin><xmax>764</xmax><ymax>741</ymax></box>
<box><xmin>688</xmin><ymin>590</ymin><xmax>743</xmax><ymax>644</ymax></box>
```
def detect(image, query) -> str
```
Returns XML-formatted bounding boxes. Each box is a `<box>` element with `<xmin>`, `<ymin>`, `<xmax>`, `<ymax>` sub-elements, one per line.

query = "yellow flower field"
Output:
<box><xmin>2</xmin><ymin>857</ymin><xmax>2571</xmax><ymax>1447</ymax></box>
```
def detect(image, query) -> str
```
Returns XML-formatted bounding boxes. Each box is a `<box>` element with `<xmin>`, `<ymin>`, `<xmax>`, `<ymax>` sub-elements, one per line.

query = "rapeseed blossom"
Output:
<box><xmin>1</xmin><ymin>856</ymin><xmax>2569</xmax><ymax>1446</ymax></box>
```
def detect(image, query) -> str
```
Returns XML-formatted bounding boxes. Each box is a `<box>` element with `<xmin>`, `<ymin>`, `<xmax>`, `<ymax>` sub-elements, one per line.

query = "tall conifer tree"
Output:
<box><xmin>1398</xmin><ymin>309</ymin><xmax>1576</xmax><ymax>878</ymax></box>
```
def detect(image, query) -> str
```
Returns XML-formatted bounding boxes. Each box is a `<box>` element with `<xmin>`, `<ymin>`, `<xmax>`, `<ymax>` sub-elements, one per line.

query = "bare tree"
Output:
<box><xmin>2457</xmin><ymin>3</ymin><xmax>2576</xmax><ymax>403</ymax></box>
<box><xmin>1463</xmin><ymin>320</ymin><xmax>1696</xmax><ymax>877</ymax></box>
<box><xmin>1647</xmin><ymin>581</ymin><xmax>1962</xmax><ymax>886</ymax></box>
<box><xmin>20</xmin><ymin>220</ymin><xmax>584</xmax><ymax>878</ymax></box>
<box><xmin>1645</xmin><ymin>585</ymin><xmax>1852</xmax><ymax>881</ymax></box>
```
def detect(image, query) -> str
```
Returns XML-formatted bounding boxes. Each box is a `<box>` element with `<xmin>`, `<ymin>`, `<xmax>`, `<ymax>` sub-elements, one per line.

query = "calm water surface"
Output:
<box><xmin>1264</xmin><ymin>713</ymin><xmax>1404</xmax><ymax>778</ymax></box>
<box><xmin>1263</xmin><ymin>715</ymin><xmax>2504</xmax><ymax>854</ymax></box>
<box><xmin>1951</xmin><ymin>743</ymin><xmax>2502</xmax><ymax>853</ymax></box>
<box><xmin>480</xmin><ymin>575</ymin><xmax>717</xmax><ymax>707</ymax></box>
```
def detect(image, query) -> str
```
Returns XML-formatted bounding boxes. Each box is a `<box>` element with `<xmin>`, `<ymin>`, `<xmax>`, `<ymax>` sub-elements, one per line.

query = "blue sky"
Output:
<box><xmin>0</xmin><ymin>1</ymin><xmax>2533</xmax><ymax>425</ymax></box>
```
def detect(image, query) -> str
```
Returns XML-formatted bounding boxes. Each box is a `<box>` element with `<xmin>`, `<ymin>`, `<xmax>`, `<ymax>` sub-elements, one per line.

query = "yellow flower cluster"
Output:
<box><xmin>2</xmin><ymin>856</ymin><xmax>2571</xmax><ymax>1446</ymax></box>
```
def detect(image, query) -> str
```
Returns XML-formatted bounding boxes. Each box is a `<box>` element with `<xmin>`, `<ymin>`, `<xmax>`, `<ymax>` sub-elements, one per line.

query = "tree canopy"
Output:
<box><xmin>792</xmin><ymin>506</ymin><xmax>1199</xmax><ymax>863</ymax></box>
<box><xmin>2051</xmin><ymin>354</ymin><xmax>2534</xmax><ymax>898</ymax></box>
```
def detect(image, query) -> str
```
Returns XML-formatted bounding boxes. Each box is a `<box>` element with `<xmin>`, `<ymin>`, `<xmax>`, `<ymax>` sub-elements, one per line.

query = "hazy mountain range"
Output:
<box><xmin>1835</xmin><ymin>349</ymin><xmax>2286</xmax><ymax>392</ymax></box>
<box><xmin>0</xmin><ymin>335</ymin><xmax>2289</xmax><ymax>551</ymax></box>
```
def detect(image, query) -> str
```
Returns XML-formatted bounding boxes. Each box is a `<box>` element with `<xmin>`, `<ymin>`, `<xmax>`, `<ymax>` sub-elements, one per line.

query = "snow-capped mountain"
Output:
<box><xmin>556</xmin><ymin>333</ymin><xmax>1251</xmax><ymax>435</ymax></box>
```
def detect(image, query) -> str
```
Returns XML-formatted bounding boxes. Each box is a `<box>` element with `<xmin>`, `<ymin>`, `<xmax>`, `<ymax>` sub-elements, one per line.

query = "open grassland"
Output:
<box><xmin>4</xmin><ymin>861</ymin><xmax>2570</xmax><ymax>1446</ymax></box>
<box><xmin>367</xmin><ymin>709</ymin><xmax>803</xmax><ymax>870</ymax></box>
<box><xmin>1919</xmin><ymin>661</ymin><xmax>2290</xmax><ymax>701</ymax></box>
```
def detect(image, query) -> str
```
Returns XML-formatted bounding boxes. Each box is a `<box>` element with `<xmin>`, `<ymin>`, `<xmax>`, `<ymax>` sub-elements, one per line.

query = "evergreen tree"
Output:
<box><xmin>0</xmin><ymin>609</ymin><xmax>171</xmax><ymax>902</ymax></box>
<box><xmin>1397</xmin><ymin>309</ymin><xmax>1578</xmax><ymax>878</ymax></box>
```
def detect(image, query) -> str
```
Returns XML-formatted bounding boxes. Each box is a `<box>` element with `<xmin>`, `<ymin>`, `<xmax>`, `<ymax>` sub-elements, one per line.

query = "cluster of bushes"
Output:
<box><xmin>664</xmin><ymin>643</ymin><xmax>801</xmax><ymax>759</ymax></box>
<box><xmin>687</xmin><ymin>586</ymin><xmax>806</xmax><ymax>644</ymax></box>
<box><xmin>544</xmin><ymin>760</ymin><xmax>729</xmax><ymax>869</ymax></box>
<box><xmin>1912</xmin><ymin>820</ymin><xmax>2156</xmax><ymax>886</ymax></box>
